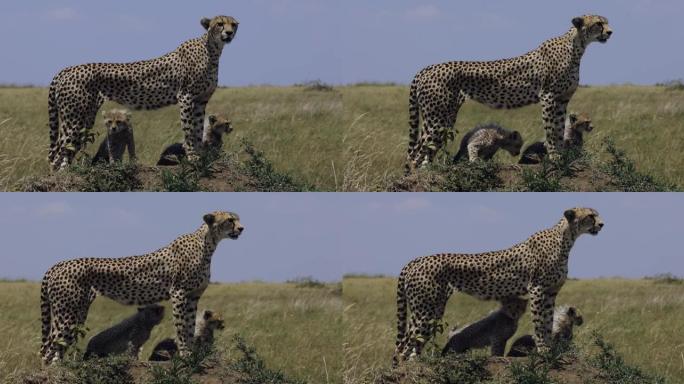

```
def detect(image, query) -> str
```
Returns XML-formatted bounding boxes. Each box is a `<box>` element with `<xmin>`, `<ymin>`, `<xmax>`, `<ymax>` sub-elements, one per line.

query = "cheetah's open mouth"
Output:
<box><xmin>597</xmin><ymin>36</ymin><xmax>609</xmax><ymax>43</ymax></box>
<box><xmin>589</xmin><ymin>228</ymin><xmax>600</xmax><ymax>235</ymax></box>
<box><xmin>228</xmin><ymin>232</ymin><xmax>240</xmax><ymax>239</ymax></box>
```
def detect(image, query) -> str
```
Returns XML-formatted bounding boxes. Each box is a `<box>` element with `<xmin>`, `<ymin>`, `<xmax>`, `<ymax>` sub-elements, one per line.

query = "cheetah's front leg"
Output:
<box><xmin>540</xmin><ymin>95</ymin><xmax>568</xmax><ymax>158</ymax></box>
<box><xmin>178</xmin><ymin>96</ymin><xmax>206</xmax><ymax>161</ymax></box>
<box><xmin>172</xmin><ymin>292</ymin><xmax>199</xmax><ymax>356</ymax></box>
<box><xmin>530</xmin><ymin>286</ymin><xmax>556</xmax><ymax>352</ymax></box>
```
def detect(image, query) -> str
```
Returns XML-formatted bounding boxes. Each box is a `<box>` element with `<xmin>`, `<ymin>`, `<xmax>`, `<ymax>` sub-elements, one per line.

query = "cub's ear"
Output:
<box><xmin>568</xmin><ymin>307</ymin><xmax>576</xmax><ymax>316</ymax></box>
<box><xmin>564</xmin><ymin>209</ymin><xmax>577</xmax><ymax>222</ymax></box>
<box><xmin>208</xmin><ymin>114</ymin><xmax>217</xmax><ymax>124</ymax></box>
<box><xmin>511</xmin><ymin>131</ymin><xmax>521</xmax><ymax>140</ymax></box>
<box><xmin>572</xmin><ymin>17</ymin><xmax>584</xmax><ymax>29</ymax></box>
<box><xmin>201</xmin><ymin>17</ymin><xmax>212</xmax><ymax>30</ymax></box>
<box><xmin>203</xmin><ymin>213</ymin><xmax>216</xmax><ymax>226</ymax></box>
<box><xmin>204</xmin><ymin>310</ymin><xmax>213</xmax><ymax>319</ymax></box>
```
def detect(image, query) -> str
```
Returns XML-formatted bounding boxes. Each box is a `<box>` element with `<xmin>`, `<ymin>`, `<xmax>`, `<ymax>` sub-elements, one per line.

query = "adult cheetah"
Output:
<box><xmin>393</xmin><ymin>207</ymin><xmax>603</xmax><ymax>365</ymax></box>
<box><xmin>39</xmin><ymin>211</ymin><xmax>244</xmax><ymax>364</ymax></box>
<box><xmin>406</xmin><ymin>15</ymin><xmax>612</xmax><ymax>169</ymax></box>
<box><xmin>47</xmin><ymin>15</ymin><xmax>238</xmax><ymax>170</ymax></box>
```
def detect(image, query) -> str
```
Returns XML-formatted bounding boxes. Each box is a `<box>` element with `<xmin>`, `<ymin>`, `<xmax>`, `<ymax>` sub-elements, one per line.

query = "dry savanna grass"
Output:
<box><xmin>1</xmin><ymin>85</ymin><xmax>682</xmax><ymax>191</ymax></box>
<box><xmin>0</xmin><ymin>281</ymin><xmax>342</xmax><ymax>384</ymax></box>
<box><xmin>343</xmin><ymin>276</ymin><xmax>684</xmax><ymax>384</ymax></box>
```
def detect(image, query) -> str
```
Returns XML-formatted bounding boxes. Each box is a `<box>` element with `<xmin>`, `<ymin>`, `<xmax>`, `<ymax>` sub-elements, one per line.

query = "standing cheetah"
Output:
<box><xmin>407</xmin><ymin>15</ymin><xmax>612</xmax><ymax>169</ymax></box>
<box><xmin>47</xmin><ymin>15</ymin><xmax>238</xmax><ymax>170</ymax></box>
<box><xmin>91</xmin><ymin>109</ymin><xmax>136</xmax><ymax>164</ymax></box>
<box><xmin>84</xmin><ymin>304</ymin><xmax>165</xmax><ymax>359</ymax></box>
<box><xmin>452</xmin><ymin>123</ymin><xmax>523</xmax><ymax>162</ymax></box>
<box><xmin>393</xmin><ymin>207</ymin><xmax>603</xmax><ymax>365</ymax></box>
<box><xmin>442</xmin><ymin>298</ymin><xmax>527</xmax><ymax>356</ymax></box>
<box><xmin>39</xmin><ymin>211</ymin><xmax>244</xmax><ymax>364</ymax></box>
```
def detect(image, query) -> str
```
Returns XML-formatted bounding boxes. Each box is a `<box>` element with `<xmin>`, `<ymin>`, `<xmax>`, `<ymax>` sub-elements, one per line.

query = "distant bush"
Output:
<box><xmin>295</xmin><ymin>79</ymin><xmax>334</xmax><ymax>92</ymax></box>
<box><xmin>645</xmin><ymin>273</ymin><xmax>683</xmax><ymax>285</ymax></box>
<box><xmin>656</xmin><ymin>79</ymin><xmax>684</xmax><ymax>91</ymax></box>
<box><xmin>286</xmin><ymin>276</ymin><xmax>326</xmax><ymax>288</ymax></box>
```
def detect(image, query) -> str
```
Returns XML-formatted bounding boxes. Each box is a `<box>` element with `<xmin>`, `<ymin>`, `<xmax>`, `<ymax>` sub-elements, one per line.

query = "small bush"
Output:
<box><xmin>68</xmin><ymin>159</ymin><xmax>141</xmax><ymax>192</ymax></box>
<box><xmin>590</xmin><ymin>332</ymin><xmax>666</xmax><ymax>384</ymax></box>
<box><xmin>645</xmin><ymin>273</ymin><xmax>683</xmax><ymax>285</ymax></box>
<box><xmin>57</xmin><ymin>354</ymin><xmax>135</xmax><ymax>384</ymax></box>
<box><xmin>295</xmin><ymin>80</ymin><xmax>334</xmax><ymax>92</ymax></box>
<box><xmin>601</xmin><ymin>138</ymin><xmax>676</xmax><ymax>191</ymax></box>
<box><xmin>160</xmin><ymin>162</ymin><xmax>202</xmax><ymax>192</ymax></box>
<box><xmin>229</xmin><ymin>335</ymin><xmax>306</xmax><ymax>384</ymax></box>
<box><xmin>241</xmin><ymin>140</ymin><xmax>313</xmax><ymax>192</ymax></box>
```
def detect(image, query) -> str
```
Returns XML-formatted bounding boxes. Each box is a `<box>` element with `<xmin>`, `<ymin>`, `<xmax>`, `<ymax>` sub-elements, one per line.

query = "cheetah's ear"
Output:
<box><xmin>201</xmin><ymin>17</ymin><xmax>212</xmax><ymax>30</ymax></box>
<box><xmin>564</xmin><ymin>209</ymin><xmax>576</xmax><ymax>222</ymax></box>
<box><xmin>203</xmin><ymin>213</ymin><xmax>216</xmax><ymax>226</ymax></box>
<box><xmin>572</xmin><ymin>17</ymin><xmax>584</xmax><ymax>29</ymax></box>
<box><xmin>208</xmin><ymin>114</ymin><xmax>217</xmax><ymax>124</ymax></box>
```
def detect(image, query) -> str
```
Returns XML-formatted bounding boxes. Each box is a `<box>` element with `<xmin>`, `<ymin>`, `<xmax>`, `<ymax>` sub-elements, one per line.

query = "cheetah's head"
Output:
<box><xmin>138</xmin><ymin>304</ymin><xmax>165</xmax><ymax>326</ymax></box>
<box><xmin>204</xmin><ymin>211</ymin><xmax>244</xmax><ymax>240</ymax></box>
<box><xmin>566</xmin><ymin>306</ymin><xmax>584</xmax><ymax>326</ymax></box>
<box><xmin>563</xmin><ymin>207</ymin><xmax>604</xmax><ymax>237</ymax></box>
<box><xmin>103</xmin><ymin>109</ymin><xmax>132</xmax><ymax>135</ymax></box>
<box><xmin>201</xmin><ymin>15</ymin><xmax>239</xmax><ymax>44</ymax></box>
<box><xmin>503</xmin><ymin>130</ymin><xmax>523</xmax><ymax>157</ymax></box>
<box><xmin>572</xmin><ymin>15</ymin><xmax>612</xmax><ymax>45</ymax></box>
<box><xmin>567</xmin><ymin>113</ymin><xmax>593</xmax><ymax>133</ymax></box>
<box><xmin>207</xmin><ymin>114</ymin><xmax>233</xmax><ymax>136</ymax></box>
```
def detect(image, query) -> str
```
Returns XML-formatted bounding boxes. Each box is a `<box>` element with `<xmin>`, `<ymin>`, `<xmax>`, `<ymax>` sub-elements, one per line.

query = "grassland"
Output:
<box><xmin>1</xmin><ymin>84</ymin><xmax>683</xmax><ymax>191</ymax></box>
<box><xmin>0</xmin><ymin>281</ymin><xmax>342</xmax><ymax>383</ymax></box>
<box><xmin>343</xmin><ymin>276</ymin><xmax>684</xmax><ymax>383</ymax></box>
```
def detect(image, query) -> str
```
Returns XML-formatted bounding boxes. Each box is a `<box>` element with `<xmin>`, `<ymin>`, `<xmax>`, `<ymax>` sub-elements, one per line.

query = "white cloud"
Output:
<box><xmin>34</xmin><ymin>202</ymin><xmax>72</xmax><ymax>217</ymax></box>
<box><xmin>45</xmin><ymin>7</ymin><xmax>80</xmax><ymax>22</ymax></box>
<box><xmin>404</xmin><ymin>5</ymin><xmax>441</xmax><ymax>22</ymax></box>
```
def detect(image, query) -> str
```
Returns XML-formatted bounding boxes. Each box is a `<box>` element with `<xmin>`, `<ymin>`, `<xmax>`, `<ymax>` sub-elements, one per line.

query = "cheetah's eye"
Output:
<box><xmin>216</xmin><ymin>22</ymin><xmax>224</xmax><ymax>27</ymax></box>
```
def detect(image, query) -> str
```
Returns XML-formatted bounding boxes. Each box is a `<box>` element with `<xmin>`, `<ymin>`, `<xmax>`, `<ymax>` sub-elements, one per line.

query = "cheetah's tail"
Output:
<box><xmin>392</xmin><ymin>268</ymin><xmax>409</xmax><ymax>366</ymax></box>
<box><xmin>39</xmin><ymin>277</ymin><xmax>51</xmax><ymax>360</ymax></box>
<box><xmin>47</xmin><ymin>82</ymin><xmax>59</xmax><ymax>165</ymax></box>
<box><xmin>406</xmin><ymin>78</ymin><xmax>420</xmax><ymax>169</ymax></box>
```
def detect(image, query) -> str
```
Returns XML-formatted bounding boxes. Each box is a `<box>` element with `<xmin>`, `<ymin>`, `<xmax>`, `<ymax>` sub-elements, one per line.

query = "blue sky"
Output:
<box><xmin>0</xmin><ymin>193</ymin><xmax>681</xmax><ymax>282</ymax></box>
<box><xmin>1</xmin><ymin>1</ymin><xmax>682</xmax><ymax>86</ymax></box>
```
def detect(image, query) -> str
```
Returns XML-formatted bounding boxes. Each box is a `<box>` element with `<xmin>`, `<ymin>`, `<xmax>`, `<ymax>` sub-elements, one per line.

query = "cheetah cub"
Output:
<box><xmin>452</xmin><ymin>123</ymin><xmax>523</xmax><ymax>162</ymax></box>
<box><xmin>157</xmin><ymin>114</ymin><xmax>233</xmax><ymax>166</ymax></box>
<box><xmin>507</xmin><ymin>305</ymin><xmax>584</xmax><ymax>357</ymax></box>
<box><xmin>148</xmin><ymin>309</ymin><xmax>225</xmax><ymax>361</ymax></box>
<box><xmin>84</xmin><ymin>304</ymin><xmax>164</xmax><ymax>359</ymax></box>
<box><xmin>442</xmin><ymin>298</ymin><xmax>528</xmax><ymax>357</ymax></box>
<box><xmin>92</xmin><ymin>109</ymin><xmax>136</xmax><ymax>164</ymax></box>
<box><xmin>519</xmin><ymin>113</ymin><xmax>593</xmax><ymax>164</ymax></box>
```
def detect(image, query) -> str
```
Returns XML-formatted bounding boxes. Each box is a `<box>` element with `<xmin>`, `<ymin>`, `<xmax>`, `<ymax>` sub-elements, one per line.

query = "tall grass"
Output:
<box><xmin>342</xmin><ymin>277</ymin><xmax>684</xmax><ymax>384</ymax></box>
<box><xmin>3</xmin><ymin>85</ymin><xmax>679</xmax><ymax>191</ymax></box>
<box><xmin>0</xmin><ymin>281</ymin><xmax>342</xmax><ymax>383</ymax></box>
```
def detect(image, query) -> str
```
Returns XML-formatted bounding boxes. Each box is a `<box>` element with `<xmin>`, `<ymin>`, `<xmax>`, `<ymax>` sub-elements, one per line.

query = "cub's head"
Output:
<box><xmin>203</xmin><ymin>211</ymin><xmax>244</xmax><ymax>240</ymax></box>
<box><xmin>567</xmin><ymin>113</ymin><xmax>593</xmax><ymax>133</ymax></box>
<box><xmin>138</xmin><ymin>304</ymin><xmax>165</xmax><ymax>325</ymax></box>
<box><xmin>563</xmin><ymin>207</ymin><xmax>604</xmax><ymax>237</ymax></box>
<box><xmin>103</xmin><ymin>109</ymin><xmax>132</xmax><ymax>135</ymax></box>
<box><xmin>572</xmin><ymin>15</ymin><xmax>612</xmax><ymax>45</ymax></box>
<box><xmin>503</xmin><ymin>130</ymin><xmax>523</xmax><ymax>157</ymax></box>
<box><xmin>201</xmin><ymin>15</ymin><xmax>239</xmax><ymax>45</ymax></box>
<box><xmin>199</xmin><ymin>309</ymin><xmax>226</xmax><ymax>331</ymax></box>
<box><xmin>565</xmin><ymin>306</ymin><xmax>584</xmax><ymax>326</ymax></box>
<box><xmin>502</xmin><ymin>298</ymin><xmax>528</xmax><ymax>320</ymax></box>
<box><xmin>207</xmin><ymin>114</ymin><xmax>233</xmax><ymax>136</ymax></box>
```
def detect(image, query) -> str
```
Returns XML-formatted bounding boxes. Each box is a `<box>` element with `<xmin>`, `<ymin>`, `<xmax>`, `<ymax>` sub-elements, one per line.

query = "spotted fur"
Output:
<box><xmin>47</xmin><ymin>16</ymin><xmax>238</xmax><ymax>170</ymax></box>
<box><xmin>442</xmin><ymin>298</ymin><xmax>527</xmax><ymax>356</ymax></box>
<box><xmin>91</xmin><ymin>109</ymin><xmax>136</xmax><ymax>164</ymax></box>
<box><xmin>39</xmin><ymin>211</ymin><xmax>244</xmax><ymax>364</ymax></box>
<box><xmin>84</xmin><ymin>304</ymin><xmax>164</xmax><ymax>359</ymax></box>
<box><xmin>507</xmin><ymin>305</ymin><xmax>584</xmax><ymax>357</ymax></box>
<box><xmin>452</xmin><ymin>123</ymin><xmax>523</xmax><ymax>162</ymax></box>
<box><xmin>393</xmin><ymin>208</ymin><xmax>603</xmax><ymax>365</ymax></box>
<box><xmin>406</xmin><ymin>15</ymin><xmax>612</xmax><ymax>170</ymax></box>
<box><xmin>157</xmin><ymin>114</ymin><xmax>233</xmax><ymax>166</ymax></box>
<box><xmin>519</xmin><ymin>113</ymin><xmax>593</xmax><ymax>164</ymax></box>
